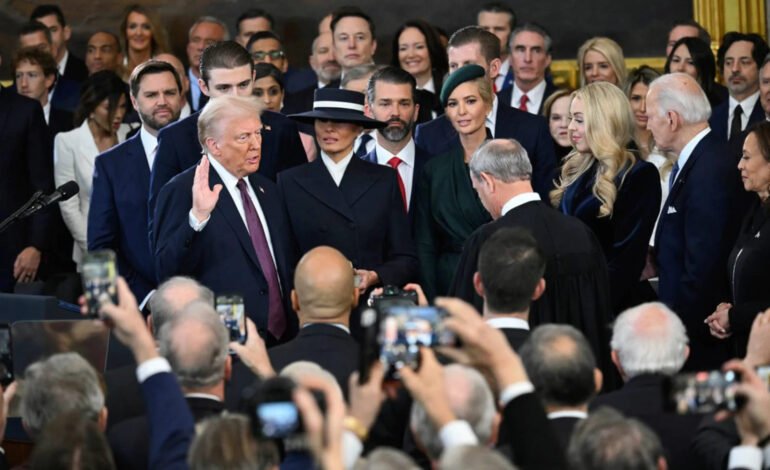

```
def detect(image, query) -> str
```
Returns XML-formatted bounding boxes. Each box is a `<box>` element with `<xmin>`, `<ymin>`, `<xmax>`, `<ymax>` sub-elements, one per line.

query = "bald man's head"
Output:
<box><xmin>292</xmin><ymin>246</ymin><xmax>358</xmax><ymax>323</ymax></box>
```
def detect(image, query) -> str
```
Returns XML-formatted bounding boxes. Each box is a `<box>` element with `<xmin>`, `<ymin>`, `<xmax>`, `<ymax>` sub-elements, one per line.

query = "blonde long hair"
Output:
<box><xmin>550</xmin><ymin>82</ymin><xmax>637</xmax><ymax>217</ymax></box>
<box><xmin>577</xmin><ymin>37</ymin><xmax>627</xmax><ymax>88</ymax></box>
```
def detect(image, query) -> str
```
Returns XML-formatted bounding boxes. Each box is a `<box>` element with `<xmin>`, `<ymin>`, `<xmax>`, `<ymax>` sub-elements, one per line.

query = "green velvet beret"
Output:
<box><xmin>440</xmin><ymin>64</ymin><xmax>486</xmax><ymax>107</ymax></box>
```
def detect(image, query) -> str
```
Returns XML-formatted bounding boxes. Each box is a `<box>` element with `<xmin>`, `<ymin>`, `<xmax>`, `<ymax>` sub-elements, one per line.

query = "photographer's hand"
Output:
<box><xmin>724</xmin><ymin>360</ymin><xmax>770</xmax><ymax>446</ymax></box>
<box><xmin>744</xmin><ymin>309</ymin><xmax>770</xmax><ymax>368</ymax></box>
<box><xmin>400</xmin><ymin>348</ymin><xmax>456</xmax><ymax>429</ymax></box>
<box><xmin>294</xmin><ymin>376</ymin><xmax>346</xmax><ymax>470</ymax></box>
<box><xmin>403</xmin><ymin>283</ymin><xmax>429</xmax><ymax>306</ymax></box>
<box><xmin>97</xmin><ymin>277</ymin><xmax>157</xmax><ymax>365</ymax></box>
<box><xmin>348</xmin><ymin>361</ymin><xmax>386</xmax><ymax>434</ymax></box>
<box><xmin>229</xmin><ymin>318</ymin><xmax>275</xmax><ymax>378</ymax></box>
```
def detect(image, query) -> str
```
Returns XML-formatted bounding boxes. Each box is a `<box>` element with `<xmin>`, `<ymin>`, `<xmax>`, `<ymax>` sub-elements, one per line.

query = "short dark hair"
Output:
<box><xmin>246</xmin><ymin>30</ymin><xmax>283</xmax><ymax>51</ymax></box>
<box><xmin>519</xmin><ymin>325</ymin><xmax>597</xmax><ymax>407</ymax></box>
<box><xmin>129</xmin><ymin>59</ymin><xmax>182</xmax><ymax>97</ymax></box>
<box><xmin>391</xmin><ymin>20</ymin><xmax>449</xmax><ymax>91</ymax></box>
<box><xmin>717</xmin><ymin>31</ymin><xmax>770</xmax><ymax>72</ymax></box>
<box><xmin>367</xmin><ymin>65</ymin><xmax>416</xmax><ymax>104</ymax></box>
<box><xmin>671</xmin><ymin>19</ymin><xmax>711</xmax><ymax>45</ymax></box>
<box><xmin>448</xmin><ymin>26</ymin><xmax>501</xmax><ymax>64</ymax></box>
<box><xmin>199</xmin><ymin>41</ymin><xmax>252</xmax><ymax>84</ymax></box>
<box><xmin>30</xmin><ymin>4</ymin><xmax>66</xmax><ymax>27</ymax></box>
<box><xmin>90</xmin><ymin>30</ymin><xmax>122</xmax><ymax>54</ymax></box>
<box><xmin>13</xmin><ymin>46</ymin><xmax>58</xmax><ymax>79</ymax></box>
<box><xmin>477</xmin><ymin>2</ymin><xmax>516</xmax><ymax>30</ymax></box>
<box><xmin>19</xmin><ymin>20</ymin><xmax>52</xmax><ymax>44</ymax></box>
<box><xmin>236</xmin><ymin>8</ymin><xmax>274</xmax><ymax>33</ymax></box>
<box><xmin>74</xmin><ymin>70</ymin><xmax>128</xmax><ymax>127</ymax></box>
<box><xmin>664</xmin><ymin>37</ymin><xmax>716</xmax><ymax>96</ymax></box>
<box><xmin>254</xmin><ymin>62</ymin><xmax>284</xmax><ymax>90</ymax></box>
<box><xmin>331</xmin><ymin>6</ymin><xmax>376</xmax><ymax>39</ymax></box>
<box><xmin>478</xmin><ymin>227</ymin><xmax>545</xmax><ymax>313</ymax></box>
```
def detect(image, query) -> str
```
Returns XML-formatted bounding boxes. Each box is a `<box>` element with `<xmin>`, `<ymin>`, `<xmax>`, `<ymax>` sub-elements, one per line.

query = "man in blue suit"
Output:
<box><xmin>363</xmin><ymin>66</ymin><xmax>432</xmax><ymax>228</ymax></box>
<box><xmin>647</xmin><ymin>73</ymin><xmax>744</xmax><ymax>369</ymax></box>
<box><xmin>154</xmin><ymin>95</ymin><xmax>298</xmax><ymax>344</ymax></box>
<box><xmin>89</xmin><ymin>60</ymin><xmax>184</xmax><ymax>303</ymax></box>
<box><xmin>149</xmin><ymin>41</ymin><xmax>306</xmax><ymax>241</ymax></box>
<box><xmin>414</xmin><ymin>27</ymin><xmax>556</xmax><ymax>199</ymax></box>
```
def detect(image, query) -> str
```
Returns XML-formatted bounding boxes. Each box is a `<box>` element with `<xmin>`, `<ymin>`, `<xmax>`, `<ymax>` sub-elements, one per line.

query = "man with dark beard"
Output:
<box><xmin>363</xmin><ymin>66</ymin><xmax>433</xmax><ymax>228</ymax></box>
<box><xmin>89</xmin><ymin>60</ymin><xmax>183</xmax><ymax>303</ymax></box>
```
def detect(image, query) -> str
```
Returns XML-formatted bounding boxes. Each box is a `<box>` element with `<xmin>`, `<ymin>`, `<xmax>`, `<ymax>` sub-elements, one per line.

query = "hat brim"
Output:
<box><xmin>288</xmin><ymin>109</ymin><xmax>386</xmax><ymax>129</ymax></box>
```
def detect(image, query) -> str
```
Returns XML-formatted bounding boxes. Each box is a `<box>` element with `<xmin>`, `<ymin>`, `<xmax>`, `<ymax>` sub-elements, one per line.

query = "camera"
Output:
<box><xmin>369</xmin><ymin>285</ymin><xmax>418</xmax><ymax>313</ymax></box>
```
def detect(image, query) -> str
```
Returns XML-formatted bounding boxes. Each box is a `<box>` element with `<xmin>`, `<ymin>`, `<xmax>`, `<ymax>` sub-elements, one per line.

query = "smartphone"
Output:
<box><xmin>81</xmin><ymin>250</ymin><xmax>118</xmax><ymax>318</ymax></box>
<box><xmin>358</xmin><ymin>308</ymin><xmax>380</xmax><ymax>385</ymax></box>
<box><xmin>0</xmin><ymin>325</ymin><xmax>13</xmax><ymax>387</ymax></box>
<box><xmin>216</xmin><ymin>294</ymin><xmax>247</xmax><ymax>345</ymax></box>
<box><xmin>378</xmin><ymin>306</ymin><xmax>456</xmax><ymax>380</ymax></box>
<box><xmin>663</xmin><ymin>370</ymin><xmax>742</xmax><ymax>414</ymax></box>
<box><xmin>250</xmin><ymin>376</ymin><xmax>302</xmax><ymax>439</ymax></box>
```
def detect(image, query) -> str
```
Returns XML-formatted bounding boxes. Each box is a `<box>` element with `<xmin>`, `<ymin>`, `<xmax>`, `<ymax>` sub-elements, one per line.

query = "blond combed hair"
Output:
<box><xmin>577</xmin><ymin>37</ymin><xmax>627</xmax><ymax>88</ymax></box>
<box><xmin>550</xmin><ymin>82</ymin><xmax>637</xmax><ymax>218</ymax></box>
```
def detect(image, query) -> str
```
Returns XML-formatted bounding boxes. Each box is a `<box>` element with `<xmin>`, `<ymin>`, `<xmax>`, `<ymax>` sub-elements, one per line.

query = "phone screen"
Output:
<box><xmin>0</xmin><ymin>326</ymin><xmax>12</xmax><ymax>387</ymax></box>
<box><xmin>81</xmin><ymin>250</ymin><xmax>118</xmax><ymax>318</ymax></box>
<box><xmin>216</xmin><ymin>294</ymin><xmax>247</xmax><ymax>345</ymax></box>
<box><xmin>256</xmin><ymin>401</ymin><xmax>300</xmax><ymax>438</ymax></box>
<box><xmin>664</xmin><ymin>370</ymin><xmax>741</xmax><ymax>414</ymax></box>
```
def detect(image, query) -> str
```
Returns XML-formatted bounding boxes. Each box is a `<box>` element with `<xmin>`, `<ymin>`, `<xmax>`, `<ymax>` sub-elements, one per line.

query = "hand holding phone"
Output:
<box><xmin>216</xmin><ymin>294</ymin><xmax>247</xmax><ymax>345</ymax></box>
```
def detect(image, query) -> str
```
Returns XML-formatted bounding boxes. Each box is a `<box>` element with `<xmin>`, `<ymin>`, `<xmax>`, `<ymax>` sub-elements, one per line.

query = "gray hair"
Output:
<box><xmin>149</xmin><ymin>276</ymin><xmax>214</xmax><ymax>336</ymax></box>
<box><xmin>341</xmin><ymin>64</ymin><xmax>380</xmax><ymax>89</ymax></box>
<box><xmin>509</xmin><ymin>22</ymin><xmax>552</xmax><ymax>54</ymax></box>
<box><xmin>198</xmin><ymin>95</ymin><xmax>264</xmax><ymax>151</ymax></box>
<box><xmin>469</xmin><ymin>138</ymin><xmax>532</xmax><ymax>182</ymax></box>
<box><xmin>439</xmin><ymin>445</ymin><xmax>517</xmax><ymax>470</ymax></box>
<box><xmin>611</xmin><ymin>302</ymin><xmax>688</xmax><ymax>378</ymax></box>
<box><xmin>568</xmin><ymin>407</ymin><xmax>665</xmax><ymax>470</ymax></box>
<box><xmin>279</xmin><ymin>361</ymin><xmax>343</xmax><ymax>397</ymax></box>
<box><xmin>158</xmin><ymin>301</ymin><xmax>229</xmax><ymax>390</ymax></box>
<box><xmin>21</xmin><ymin>353</ymin><xmax>105</xmax><ymax>439</ymax></box>
<box><xmin>649</xmin><ymin>73</ymin><xmax>711</xmax><ymax>124</ymax></box>
<box><xmin>410</xmin><ymin>364</ymin><xmax>496</xmax><ymax>460</ymax></box>
<box><xmin>353</xmin><ymin>447</ymin><xmax>420</xmax><ymax>470</ymax></box>
<box><xmin>519</xmin><ymin>324</ymin><xmax>597</xmax><ymax>407</ymax></box>
<box><xmin>189</xmin><ymin>16</ymin><xmax>230</xmax><ymax>41</ymax></box>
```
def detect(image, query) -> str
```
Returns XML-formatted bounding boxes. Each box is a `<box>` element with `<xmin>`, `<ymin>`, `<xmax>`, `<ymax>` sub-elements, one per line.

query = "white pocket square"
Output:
<box><xmin>667</xmin><ymin>206</ymin><xmax>677</xmax><ymax>214</ymax></box>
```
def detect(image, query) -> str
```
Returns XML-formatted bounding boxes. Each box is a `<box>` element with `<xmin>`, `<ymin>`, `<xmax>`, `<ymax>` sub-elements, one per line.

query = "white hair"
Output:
<box><xmin>649</xmin><ymin>73</ymin><xmax>711</xmax><ymax>124</ymax></box>
<box><xmin>611</xmin><ymin>302</ymin><xmax>689</xmax><ymax>378</ymax></box>
<box><xmin>469</xmin><ymin>138</ymin><xmax>532</xmax><ymax>183</ymax></box>
<box><xmin>279</xmin><ymin>361</ymin><xmax>342</xmax><ymax>397</ymax></box>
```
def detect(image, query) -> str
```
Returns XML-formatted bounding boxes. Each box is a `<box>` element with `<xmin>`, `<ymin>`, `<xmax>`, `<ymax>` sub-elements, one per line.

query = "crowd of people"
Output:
<box><xmin>2</xmin><ymin>2</ymin><xmax>770</xmax><ymax>469</ymax></box>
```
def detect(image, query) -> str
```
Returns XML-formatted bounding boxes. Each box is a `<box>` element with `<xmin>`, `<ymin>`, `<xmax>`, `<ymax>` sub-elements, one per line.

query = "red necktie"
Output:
<box><xmin>236</xmin><ymin>179</ymin><xmax>286</xmax><ymax>339</ymax></box>
<box><xmin>388</xmin><ymin>157</ymin><xmax>408</xmax><ymax>212</ymax></box>
<box><xmin>519</xmin><ymin>94</ymin><xmax>529</xmax><ymax>112</ymax></box>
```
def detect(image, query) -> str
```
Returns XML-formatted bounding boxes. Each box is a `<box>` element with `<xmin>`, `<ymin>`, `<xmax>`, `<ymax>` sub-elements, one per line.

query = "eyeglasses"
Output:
<box><xmin>251</xmin><ymin>50</ymin><xmax>285</xmax><ymax>61</ymax></box>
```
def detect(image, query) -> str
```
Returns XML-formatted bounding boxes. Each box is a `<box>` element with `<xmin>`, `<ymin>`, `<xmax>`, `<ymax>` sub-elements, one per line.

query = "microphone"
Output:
<box><xmin>20</xmin><ymin>181</ymin><xmax>80</xmax><ymax>218</ymax></box>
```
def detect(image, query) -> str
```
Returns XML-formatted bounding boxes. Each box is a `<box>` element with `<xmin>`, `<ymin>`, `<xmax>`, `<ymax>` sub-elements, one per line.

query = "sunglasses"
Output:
<box><xmin>252</xmin><ymin>50</ymin><xmax>285</xmax><ymax>61</ymax></box>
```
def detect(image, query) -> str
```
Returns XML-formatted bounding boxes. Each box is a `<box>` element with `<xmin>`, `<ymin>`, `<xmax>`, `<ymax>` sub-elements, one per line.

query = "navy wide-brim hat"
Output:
<box><xmin>440</xmin><ymin>64</ymin><xmax>486</xmax><ymax>107</ymax></box>
<box><xmin>288</xmin><ymin>88</ymin><xmax>387</xmax><ymax>129</ymax></box>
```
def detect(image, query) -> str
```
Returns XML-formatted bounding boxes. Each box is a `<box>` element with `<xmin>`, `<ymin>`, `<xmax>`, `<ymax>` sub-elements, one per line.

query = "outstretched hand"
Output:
<box><xmin>191</xmin><ymin>156</ymin><xmax>222</xmax><ymax>223</ymax></box>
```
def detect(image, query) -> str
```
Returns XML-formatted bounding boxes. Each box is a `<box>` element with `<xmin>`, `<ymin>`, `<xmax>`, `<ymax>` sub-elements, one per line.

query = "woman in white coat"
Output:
<box><xmin>54</xmin><ymin>71</ymin><xmax>129</xmax><ymax>268</ymax></box>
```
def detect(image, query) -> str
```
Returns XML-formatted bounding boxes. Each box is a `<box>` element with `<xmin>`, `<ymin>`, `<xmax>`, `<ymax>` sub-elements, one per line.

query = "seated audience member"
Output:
<box><xmin>519</xmin><ymin>324</ymin><xmax>602</xmax><ymax>450</ymax></box>
<box><xmin>666</xmin><ymin>19</ymin><xmax>712</xmax><ymax>57</ymax></box>
<box><xmin>665</xmin><ymin>37</ymin><xmax>728</xmax><ymax>108</ymax></box>
<box><xmin>577</xmin><ymin>37</ymin><xmax>627</xmax><ymax>88</ymax></box>
<box><xmin>119</xmin><ymin>5</ymin><xmax>169</xmax><ymax>80</ymax></box>
<box><xmin>330</xmin><ymin>6</ymin><xmax>378</xmax><ymax>78</ymax></box>
<box><xmin>21</xmin><ymin>353</ymin><xmax>108</xmax><ymax>440</ymax></box>
<box><xmin>234</xmin><ymin>8</ymin><xmax>273</xmax><ymax>47</ymax></box>
<box><xmin>476</xmin><ymin>2</ymin><xmax>516</xmax><ymax>92</ymax></box>
<box><xmin>153</xmin><ymin>53</ymin><xmax>192</xmax><ymax>119</ymax></box>
<box><xmin>246</xmin><ymin>31</ymin><xmax>288</xmax><ymax>73</ymax></box>
<box><xmin>13</xmin><ymin>47</ymin><xmax>73</xmax><ymax>136</ymax></box>
<box><xmin>569</xmin><ymin>407</ymin><xmax>668</xmax><ymax>470</ymax></box>
<box><xmin>184</xmin><ymin>16</ymin><xmax>228</xmax><ymax>112</ymax></box>
<box><xmin>29</xmin><ymin>412</ymin><xmax>116</xmax><ymax>470</ymax></box>
<box><xmin>253</xmin><ymin>63</ymin><xmax>316</xmax><ymax>160</ymax></box>
<box><xmin>706</xmin><ymin>121</ymin><xmax>770</xmax><ymax>357</ymax></box>
<box><xmin>188</xmin><ymin>414</ymin><xmax>278</xmax><ymax>470</ymax></box>
<box><xmin>30</xmin><ymin>4</ymin><xmax>88</xmax><ymax>83</ymax></box>
<box><xmin>591</xmin><ymin>302</ymin><xmax>700</xmax><ymax>470</ymax></box>
<box><xmin>451</xmin><ymin>139</ymin><xmax>612</xmax><ymax>372</ymax></box>
<box><xmin>542</xmin><ymin>88</ymin><xmax>573</xmax><ymax>159</ymax></box>
<box><xmin>86</xmin><ymin>31</ymin><xmax>123</xmax><ymax>75</ymax></box>
<box><xmin>439</xmin><ymin>445</ymin><xmax>516</xmax><ymax>470</ymax></box>
<box><xmin>268</xmin><ymin>246</ymin><xmax>361</xmax><ymax>397</ymax></box>
<box><xmin>108</xmin><ymin>301</ymin><xmax>231</xmax><ymax>469</ymax></box>
<box><xmin>89</xmin><ymin>60</ymin><xmax>183</xmax><ymax>304</ymax></box>
<box><xmin>54</xmin><ymin>71</ymin><xmax>129</xmax><ymax>270</ymax></box>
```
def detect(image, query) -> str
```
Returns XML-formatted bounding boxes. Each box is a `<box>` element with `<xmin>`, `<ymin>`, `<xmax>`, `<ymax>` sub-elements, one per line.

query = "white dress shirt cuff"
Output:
<box><xmin>136</xmin><ymin>357</ymin><xmax>172</xmax><ymax>383</ymax></box>
<box><xmin>342</xmin><ymin>429</ymin><xmax>363</xmax><ymax>469</ymax></box>
<box><xmin>728</xmin><ymin>446</ymin><xmax>762</xmax><ymax>470</ymax></box>
<box><xmin>439</xmin><ymin>420</ymin><xmax>479</xmax><ymax>449</ymax></box>
<box><xmin>188</xmin><ymin>210</ymin><xmax>210</xmax><ymax>231</ymax></box>
<box><xmin>499</xmin><ymin>382</ymin><xmax>536</xmax><ymax>407</ymax></box>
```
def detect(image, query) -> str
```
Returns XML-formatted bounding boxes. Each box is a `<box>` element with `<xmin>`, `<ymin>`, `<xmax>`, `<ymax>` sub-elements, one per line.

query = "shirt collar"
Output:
<box><xmin>43</xmin><ymin>102</ymin><xmax>51</xmax><ymax>125</ymax></box>
<box><xmin>320</xmin><ymin>150</ymin><xmax>355</xmax><ymax>186</ymax></box>
<box><xmin>419</xmin><ymin>77</ymin><xmax>436</xmax><ymax>93</ymax></box>
<box><xmin>547</xmin><ymin>410</ymin><xmax>588</xmax><ymax>420</ymax></box>
<box><xmin>184</xmin><ymin>393</ymin><xmax>223</xmax><ymax>402</ymax></box>
<box><xmin>139</xmin><ymin>126</ymin><xmax>158</xmax><ymax>161</ymax></box>
<box><xmin>486</xmin><ymin>316</ymin><xmax>530</xmax><ymax>330</ymax></box>
<box><xmin>207</xmin><ymin>153</ymin><xmax>241</xmax><ymax>190</ymax></box>
<box><xmin>486</xmin><ymin>95</ymin><xmax>499</xmax><ymax>134</ymax></box>
<box><xmin>512</xmin><ymin>80</ymin><xmax>547</xmax><ymax>110</ymax></box>
<box><xmin>677</xmin><ymin>127</ymin><xmax>711</xmax><ymax>171</ymax></box>
<box><xmin>302</xmin><ymin>322</ymin><xmax>351</xmax><ymax>334</ymax></box>
<box><xmin>180</xmin><ymin>101</ymin><xmax>191</xmax><ymax>119</ymax></box>
<box><xmin>501</xmin><ymin>192</ymin><xmax>541</xmax><ymax>216</ymax></box>
<box><xmin>729</xmin><ymin>91</ymin><xmax>760</xmax><ymax>116</ymax></box>
<box><xmin>375</xmin><ymin>138</ymin><xmax>415</xmax><ymax>167</ymax></box>
<box><xmin>57</xmin><ymin>49</ymin><xmax>69</xmax><ymax>77</ymax></box>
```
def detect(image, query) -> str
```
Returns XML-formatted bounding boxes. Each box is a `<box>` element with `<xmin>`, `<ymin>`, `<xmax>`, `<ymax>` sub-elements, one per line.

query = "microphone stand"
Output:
<box><xmin>0</xmin><ymin>191</ymin><xmax>45</xmax><ymax>235</ymax></box>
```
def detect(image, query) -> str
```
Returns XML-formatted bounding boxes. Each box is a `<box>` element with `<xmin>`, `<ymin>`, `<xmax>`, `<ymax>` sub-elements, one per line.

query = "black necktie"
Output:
<box><xmin>354</xmin><ymin>133</ymin><xmax>373</xmax><ymax>158</ymax></box>
<box><xmin>730</xmin><ymin>104</ymin><xmax>743</xmax><ymax>141</ymax></box>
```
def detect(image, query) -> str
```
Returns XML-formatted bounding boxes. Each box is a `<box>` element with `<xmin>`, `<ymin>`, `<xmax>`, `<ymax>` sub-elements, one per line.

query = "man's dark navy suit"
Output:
<box><xmin>88</xmin><ymin>132</ymin><xmax>156</xmax><ymax>302</ymax></box>
<box><xmin>153</xmin><ymin>163</ymin><xmax>297</xmax><ymax>340</ymax></box>
<box><xmin>497</xmin><ymin>81</ymin><xmax>559</xmax><ymax>115</ymax></box>
<box><xmin>654</xmin><ymin>130</ymin><xmax>743</xmax><ymax>369</ymax></box>
<box><xmin>708</xmin><ymin>98</ymin><xmax>765</xmax><ymax>142</ymax></box>
<box><xmin>413</xmin><ymin>101</ymin><xmax>557</xmax><ymax>199</ymax></box>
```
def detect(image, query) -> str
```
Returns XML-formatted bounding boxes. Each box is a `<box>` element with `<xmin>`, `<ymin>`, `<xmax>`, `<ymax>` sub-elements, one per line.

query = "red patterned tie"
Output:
<box><xmin>387</xmin><ymin>157</ymin><xmax>408</xmax><ymax>212</ymax></box>
<box><xmin>236</xmin><ymin>179</ymin><xmax>286</xmax><ymax>339</ymax></box>
<box><xmin>519</xmin><ymin>94</ymin><xmax>529</xmax><ymax>112</ymax></box>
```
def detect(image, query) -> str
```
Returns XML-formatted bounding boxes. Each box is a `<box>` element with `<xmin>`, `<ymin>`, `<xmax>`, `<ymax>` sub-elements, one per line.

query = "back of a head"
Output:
<box><xmin>649</xmin><ymin>72</ymin><xmax>711</xmax><ymax>125</ymax></box>
<box><xmin>447</xmin><ymin>26</ymin><xmax>501</xmax><ymax>64</ymax></box>
<box><xmin>21</xmin><ymin>352</ymin><xmax>105</xmax><ymax>440</ymax></box>
<box><xmin>519</xmin><ymin>324</ymin><xmax>597</xmax><ymax>407</ymax></box>
<box><xmin>469</xmin><ymin>138</ymin><xmax>532</xmax><ymax>184</ymax></box>
<box><xmin>279</xmin><ymin>360</ymin><xmax>342</xmax><ymax>396</ymax></box>
<box><xmin>354</xmin><ymin>447</ymin><xmax>420</xmax><ymax>470</ymax></box>
<box><xmin>293</xmin><ymin>246</ymin><xmax>356</xmax><ymax>322</ymax></box>
<box><xmin>410</xmin><ymin>364</ymin><xmax>496</xmax><ymax>460</ymax></box>
<box><xmin>189</xmin><ymin>413</ymin><xmax>278</xmax><ymax>470</ymax></box>
<box><xmin>30</xmin><ymin>411</ymin><xmax>115</xmax><ymax>470</ymax></box>
<box><xmin>149</xmin><ymin>276</ymin><xmax>214</xmax><ymax>336</ymax></box>
<box><xmin>439</xmin><ymin>445</ymin><xmax>517</xmax><ymax>470</ymax></box>
<box><xmin>611</xmin><ymin>302</ymin><xmax>688</xmax><ymax>378</ymax></box>
<box><xmin>568</xmin><ymin>407</ymin><xmax>665</xmax><ymax>470</ymax></box>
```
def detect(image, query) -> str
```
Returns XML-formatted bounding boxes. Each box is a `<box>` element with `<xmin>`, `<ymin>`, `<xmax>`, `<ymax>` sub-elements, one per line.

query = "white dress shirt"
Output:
<box><xmin>501</xmin><ymin>192</ymin><xmax>541</xmax><ymax>216</ymax></box>
<box><xmin>188</xmin><ymin>68</ymin><xmax>203</xmax><ymax>111</ymax></box>
<box><xmin>139</xmin><ymin>126</ymin><xmax>158</xmax><ymax>170</ymax></box>
<box><xmin>486</xmin><ymin>316</ymin><xmax>530</xmax><ymax>330</ymax></box>
<box><xmin>671</xmin><ymin>127</ymin><xmax>711</xmax><ymax>188</ymax></box>
<box><xmin>486</xmin><ymin>96</ymin><xmax>499</xmax><ymax>137</ymax></box>
<box><xmin>57</xmin><ymin>49</ymin><xmax>69</xmax><ymax>77</ymax></box>
<box><xmin>547</xmin><ymin>410</ymin><xmax>588</xmax><ymax>420</ymax></box>
<box><xmin>43</xmin><ymin>102</ymin><xmax>51</xmax><ymax>125</ymax></box>
<box><xmin>374</xmin><ymin>139</ymin><xmax>416</xmax><ymax>210</ymax></box>
<box><xmin>495</xmin><ymin>58</ymin><xmax>511</xmax><ymax>92</ymax></box>
<box><xmin>511</xmin><ymin>80</ymin><xmax>547</xmax><ymax>115</ymax></box>
<box><xmin>179</xmin><ymin>102</ymin><xmax>191</xmax><ymax>119</ymax></box>
<box><xmin>418</xmin><ymin>77</ymin><xmax>436</xmax><ymax>94</ymax></box>
<box><xmin>729</xmin><ymin>91</ymin><xmax>761</xmax><ymax>139</ymax></box>
<box><xmin>321</xmin><ymin>150</ymin><xmax>355</xmax><ymax>186</ymax></box>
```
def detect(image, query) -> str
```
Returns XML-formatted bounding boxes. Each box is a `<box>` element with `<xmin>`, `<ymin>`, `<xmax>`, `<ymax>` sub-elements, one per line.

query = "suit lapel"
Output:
<box><xmin>249</xmin><ymin>174</ymin><xmax>285</xmax><ymax>271</ymax></box>
<box><xmin>294</xmin><ymin>158</ymin><xmax>356</xmax><ymax>222</ymax></box>
<box><xmin>667</xmin><ymin>137</ymin><xmax>707</xmax><ymax>204</ymax></box>
<box><xmin>123</xmin><ymin>133</ymin><xmax>150</xmax><ymax>189</ymax></box>
<box><xmin>339</xmin><ymin>156</ymin><xmax>381</xmax><ymax>206</ymax></box>
<box><xmin>208</xmin><ymin>168</ymin><xmax>261</xmax><ymax>268</ymax></box>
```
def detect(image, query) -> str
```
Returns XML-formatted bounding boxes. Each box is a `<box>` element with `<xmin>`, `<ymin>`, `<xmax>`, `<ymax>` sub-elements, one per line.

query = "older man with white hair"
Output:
<box><xmin>646</xmin><ymin>72</ymin><xmax>744</xmax><ymax>370</ymax></box>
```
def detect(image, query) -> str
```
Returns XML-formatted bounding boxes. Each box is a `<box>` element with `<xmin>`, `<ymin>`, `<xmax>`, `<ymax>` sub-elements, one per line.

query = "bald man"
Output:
<box><xmin>267</xmin><ymin>246</ymin><xmax>360</xmax><ymax>396</ymax></box>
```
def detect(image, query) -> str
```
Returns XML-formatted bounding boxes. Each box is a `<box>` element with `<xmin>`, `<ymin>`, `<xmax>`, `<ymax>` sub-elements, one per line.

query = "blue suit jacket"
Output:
<box><xmin>654</xmin><ymin>130</ymin><xmax>743</xmax><ymax>368</ymax></box>
<box><xmin>413</xmin><ymin>101</ymin><xmax>557</xmax><ymax>199</ymax></box>
<box><xmin>88</xmin><ymin>132</ymin><xmax>156</xmax><ymax>301</ymax></box>
<box><xmin>154</xmin><ymin>164</ymin><xmax>298</xmax><ymax>340</ymax></box>
<box><xmin>277</xmin><ymin>156</ymin><xmax>418</xmax><ymax>287</ymax></box>
<box><xmin>497</xmin><ymin>81</ymin><xmax>559</xmax><ymax>115</ymax></box>
<box><xmin>708</xmin><ymin>98</ymin><xmax>765</xmax><ymax>142</ymax></box>
<box><xmin>141</xmin><ymin>371</ymin><xmax>194</xmax><ymax>470</ymax></box>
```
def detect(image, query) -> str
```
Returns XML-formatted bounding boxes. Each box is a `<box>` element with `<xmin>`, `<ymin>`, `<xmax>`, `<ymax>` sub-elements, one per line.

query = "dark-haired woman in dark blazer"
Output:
<box><xmin>665</xmin><ymin>37</ymin><xmax>728</xmax><ymax>108</ymax></box>
<box><xmin>706</xmin><ymin>122</ymin><xmax>770</xmax><ymax>356</ymax></box>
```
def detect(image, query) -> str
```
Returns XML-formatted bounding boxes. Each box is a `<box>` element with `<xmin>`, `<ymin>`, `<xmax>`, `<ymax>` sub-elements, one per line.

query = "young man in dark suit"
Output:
<box><xmin>414</xmin><ymin>27</ymin><xmax>556</xmax><ymax>199</ymax></box>
<box><xmin>30</xmin><ymin>4</ymin><xmax>88</xmax><ymax>84</ymax></box>
<box><xmin>89</xmin><ymin>60</ymin><xmax>184</xmax><ymax>303</ymax></box>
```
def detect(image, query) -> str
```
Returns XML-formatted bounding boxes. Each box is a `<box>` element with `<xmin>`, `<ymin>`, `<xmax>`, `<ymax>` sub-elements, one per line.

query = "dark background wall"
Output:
<box><xmin>0</xmin><ymin>0</ymin><xmax>692</xmax><ymax>80</ymax></box>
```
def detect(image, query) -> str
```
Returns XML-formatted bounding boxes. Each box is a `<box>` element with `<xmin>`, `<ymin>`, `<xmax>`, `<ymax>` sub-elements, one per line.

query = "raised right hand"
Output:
<box><xmin>191</xmin><ymin>156</ymin><xmax>223</xmax><ymax>223</ymax></box>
